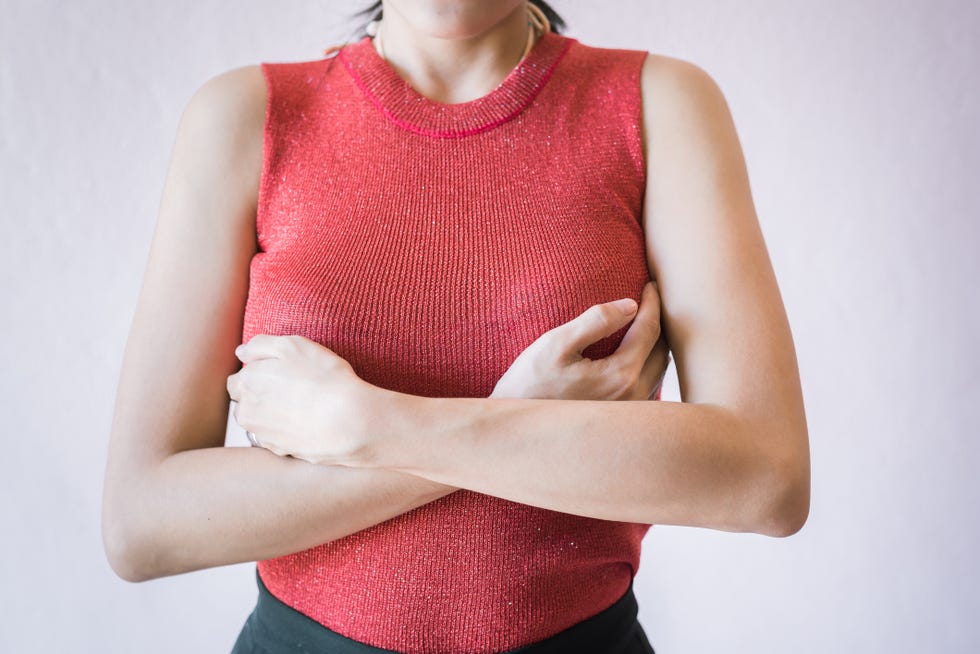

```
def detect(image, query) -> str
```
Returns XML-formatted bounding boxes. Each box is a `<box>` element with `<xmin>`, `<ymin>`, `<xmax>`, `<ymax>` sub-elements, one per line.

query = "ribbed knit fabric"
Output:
<box><xmin>242</xmin><ymin>30</ymin><xmax>657</xmax><ymax>654</ymax></box>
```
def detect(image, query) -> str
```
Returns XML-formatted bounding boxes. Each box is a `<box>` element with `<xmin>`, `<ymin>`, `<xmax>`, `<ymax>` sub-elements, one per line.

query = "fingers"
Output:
<box><xmin>235</xmin><ymin>333</ymin><xmax>309</xmax><ymax>363</ymax></box>
<box><xmin>227</xmin><ymin>356</ymin><xmax>273</xmax><ymax>401</ymax></box>
<box><xmin>608</xmin><ymin>281</ymin><xmax>661</xmax><ymax>371</ymax></box>
<box><xmin>236</xmin><ymin>334</ymin><xmax>279</xmax><ymax>363</ymax></box>
<box><xmin>550</xmin><ymin>296</ymin><xmax>640</xmax><ymax>357</ymax></box>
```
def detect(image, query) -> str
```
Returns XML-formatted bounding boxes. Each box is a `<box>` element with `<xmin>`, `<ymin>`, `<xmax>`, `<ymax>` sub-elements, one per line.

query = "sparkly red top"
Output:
<box><xmin>244</xmin><ymin>30</ymin><xmax>655</xmax><ymax>654</ymax></box>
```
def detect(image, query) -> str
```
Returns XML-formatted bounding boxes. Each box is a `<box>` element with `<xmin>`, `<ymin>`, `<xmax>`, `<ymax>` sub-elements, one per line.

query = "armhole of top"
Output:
<box><xmin>255</xmin><ymin>62</ymin><xmax>276</xmax><ymax>251</ymax></box>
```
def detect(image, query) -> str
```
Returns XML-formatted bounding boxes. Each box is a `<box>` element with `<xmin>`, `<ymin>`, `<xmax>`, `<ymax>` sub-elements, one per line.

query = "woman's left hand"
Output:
<box><xmin>227</xmin><ymin>334</ymin><xmax>377</xmax><ymax>466</ymax></box>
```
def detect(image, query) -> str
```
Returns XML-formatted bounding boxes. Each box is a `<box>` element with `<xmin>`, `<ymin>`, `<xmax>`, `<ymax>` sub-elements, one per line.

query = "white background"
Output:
<box><xmin>1</xmin><ymin>0</ymin><xmax>977</xmax><ymax>651</ymax></box>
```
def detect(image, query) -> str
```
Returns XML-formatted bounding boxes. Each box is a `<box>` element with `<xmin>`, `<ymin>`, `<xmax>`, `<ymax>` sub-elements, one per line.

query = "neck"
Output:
<box><xmin>374</xmin><ymin>3</ymin><xmax>534</xmax><ymax>105</ymax></box>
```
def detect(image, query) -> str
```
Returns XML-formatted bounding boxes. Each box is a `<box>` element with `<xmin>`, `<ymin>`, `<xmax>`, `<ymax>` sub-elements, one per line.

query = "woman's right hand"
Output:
<box><xmin>490</xmin><ymin>280</ymin><xmax>670</xmax><ymax>401</ymax></box>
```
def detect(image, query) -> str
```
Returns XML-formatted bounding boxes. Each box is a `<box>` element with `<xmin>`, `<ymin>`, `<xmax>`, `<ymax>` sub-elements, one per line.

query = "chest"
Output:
<box><xmin>244</xmin><ymin>123</ymin><xmax>651</xmax><ymax>397</ymax></box>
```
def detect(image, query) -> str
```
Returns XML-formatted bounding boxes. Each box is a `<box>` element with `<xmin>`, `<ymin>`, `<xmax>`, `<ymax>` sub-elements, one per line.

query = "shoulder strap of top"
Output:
<box><xmin>552</xmin><ymin>40</ymin><xmax>650</xmax><ymax>181</ymax></box>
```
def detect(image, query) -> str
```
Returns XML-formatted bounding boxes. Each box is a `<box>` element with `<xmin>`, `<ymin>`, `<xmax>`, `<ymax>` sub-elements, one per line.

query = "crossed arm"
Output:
<box><xmin>231</xmin><ymin>52</ymin><xmax>809</xmax><ymax>535</ymax></box>
<box><xmin>350</xmin><ymin>390</ymin><xmax>803</xmax><ymax>534</ymax></box>
<box><xmin>101</xmin><ymin>56</ymin><xmax>810</xmax><ymax>584</ymax></box>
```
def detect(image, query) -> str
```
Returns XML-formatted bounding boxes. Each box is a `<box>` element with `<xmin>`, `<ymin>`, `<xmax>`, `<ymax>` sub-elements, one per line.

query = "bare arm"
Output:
<box><xmin>101</xmin><ymin>65</ymin><xmax>455</xmax><ymax>583</ymax></box>
<box><xmin>344</xmin><ymin>55</ymin><xmax>811</xmax><ymax>537</ymax></box>
<box><xmin>130</xmin><ymin>448</ymin><xmax>455</xmax><ymax>581</ymax></box>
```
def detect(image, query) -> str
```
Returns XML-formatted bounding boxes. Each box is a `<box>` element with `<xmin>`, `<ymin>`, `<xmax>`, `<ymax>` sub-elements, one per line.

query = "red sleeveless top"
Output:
<box><xmin>243</xmin><ymin>30</ymin><xmax>655</xmax><ymax>654</ymax></box>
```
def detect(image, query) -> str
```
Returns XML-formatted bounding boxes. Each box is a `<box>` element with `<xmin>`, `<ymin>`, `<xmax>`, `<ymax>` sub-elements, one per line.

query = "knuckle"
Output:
<box><xmin>591</xmin><ymin>303</ymin><xmax>615</xmax><ymax>323</ymax></box>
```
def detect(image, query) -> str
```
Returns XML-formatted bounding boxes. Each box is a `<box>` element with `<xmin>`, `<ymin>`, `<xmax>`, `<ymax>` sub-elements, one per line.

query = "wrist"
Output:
<box><xmin>354</xmin><ymin>385</ymin><xmax>424</xmax><ymax>470</ymax></box>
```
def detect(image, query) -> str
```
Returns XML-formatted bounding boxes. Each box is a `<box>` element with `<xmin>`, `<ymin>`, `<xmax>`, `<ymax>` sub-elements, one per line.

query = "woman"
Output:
<box><xmin>101</xmin><ymin>1</ymin><xmax>810</xmax><ymax>653</ymax></box>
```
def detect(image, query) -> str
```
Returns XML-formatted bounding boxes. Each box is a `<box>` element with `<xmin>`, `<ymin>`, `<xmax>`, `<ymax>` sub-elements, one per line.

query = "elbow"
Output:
<box><xmin>755</xmin><ymin>446</ymin><xmax>811</xmax><ymax>538</ymax></box>
<box><xmin>102</xmin><ymin>498</ymin><xmax>158</xmax><ymax>583</ymax></box>
<box><xmin>103</xmin><ymin>525</ymin><xmax>148</xmax><ymax>583</ymax></box>
<box><xmin>767</xmin><ymin>480</ymin><xmax>810</xmax><ymax>538</ymax></box>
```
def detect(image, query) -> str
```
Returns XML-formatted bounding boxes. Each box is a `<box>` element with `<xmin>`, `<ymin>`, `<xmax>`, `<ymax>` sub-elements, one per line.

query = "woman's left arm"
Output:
<box><xmin>357</xmin><ymin>56</ymin><xmax>809</xmax><ymax>538</ymax></box>
<box><xmin>275</xmin><ymin>55</ymin><xmax>809</xmax><ymax>538</ymax></box>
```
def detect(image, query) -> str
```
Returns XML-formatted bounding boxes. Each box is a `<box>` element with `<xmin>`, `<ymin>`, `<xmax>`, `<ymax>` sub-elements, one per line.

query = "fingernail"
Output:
<box><xmin>615</xmin><ymin>298</ymin><xmax>638</xmax><ymax>314</ymax></box>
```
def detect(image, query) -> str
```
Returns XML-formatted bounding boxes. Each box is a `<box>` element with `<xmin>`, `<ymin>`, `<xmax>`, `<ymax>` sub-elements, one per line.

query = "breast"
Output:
<box><xmin>245</xmin><ymin>102</ymin><xmax>650</xmax><ymax>399</ymax></box>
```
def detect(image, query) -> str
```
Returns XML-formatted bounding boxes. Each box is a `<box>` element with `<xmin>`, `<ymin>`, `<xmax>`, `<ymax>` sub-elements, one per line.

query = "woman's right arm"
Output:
<box><xmin>101</xmin><ymin>65</ymin><xmax>457</xmax><ymax>584</ymax></box>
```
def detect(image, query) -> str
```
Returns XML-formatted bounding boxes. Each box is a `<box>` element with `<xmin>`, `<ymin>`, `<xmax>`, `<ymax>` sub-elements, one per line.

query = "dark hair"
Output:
<box><xmin>350</xmin><ymin>1</ymin><xmax>567</xmax><ymax>39</ymax></box>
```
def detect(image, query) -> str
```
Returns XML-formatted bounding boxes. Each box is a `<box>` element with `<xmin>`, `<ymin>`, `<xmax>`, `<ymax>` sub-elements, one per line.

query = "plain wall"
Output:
<box><xmin>1</xmin><ymin>0</ymin><xmax>977</xmax><ymax>651</ymax></box>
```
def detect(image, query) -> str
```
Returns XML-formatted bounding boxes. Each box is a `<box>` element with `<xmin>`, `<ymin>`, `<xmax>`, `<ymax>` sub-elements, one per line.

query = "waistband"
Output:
<box><xmin>240</xmin><ymin>566</ymin><xmax>640</xmax><ymax>654</ymax></box>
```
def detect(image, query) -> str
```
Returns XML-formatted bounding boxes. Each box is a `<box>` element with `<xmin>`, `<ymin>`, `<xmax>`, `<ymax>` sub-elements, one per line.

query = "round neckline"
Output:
<box><xmin>337</xmin><ymin>30</ymin><xmax>574</xmax><ymax>138</ymax></box>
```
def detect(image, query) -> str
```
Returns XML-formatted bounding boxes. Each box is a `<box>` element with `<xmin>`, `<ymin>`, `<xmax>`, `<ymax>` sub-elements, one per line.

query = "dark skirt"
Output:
<box><xmin>231</xmin><ymin>566</ymin><xmax>656</xmax><ymax>654</ymax></box>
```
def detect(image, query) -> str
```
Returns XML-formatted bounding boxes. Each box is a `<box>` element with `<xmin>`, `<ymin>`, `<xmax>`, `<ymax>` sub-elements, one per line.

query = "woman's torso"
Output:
<box><xmin>242</xmin><ymin>30</ymin><xmax>655</xmax><ymax>654</ymax></box>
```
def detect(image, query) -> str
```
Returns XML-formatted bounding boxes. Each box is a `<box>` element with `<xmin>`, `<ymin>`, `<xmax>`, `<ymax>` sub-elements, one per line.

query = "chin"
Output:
<box><xmin>386</xmin><ymin>0</ymin><xmax>525</xmax><ymax>40</ymax></box>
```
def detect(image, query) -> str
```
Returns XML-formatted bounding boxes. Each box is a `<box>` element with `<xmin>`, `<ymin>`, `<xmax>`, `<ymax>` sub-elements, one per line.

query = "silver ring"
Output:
<box><xmin>246</xmin><ymin>430</ymin><xmax>261</xmax><ymax>447</ymax></box>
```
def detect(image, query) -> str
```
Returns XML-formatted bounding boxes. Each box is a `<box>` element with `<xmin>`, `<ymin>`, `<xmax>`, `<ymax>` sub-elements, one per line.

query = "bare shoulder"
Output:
<box><xmin>638</xmin><ymin>54</ymin><xmax>737</xmax><ymax>155</ymax></box>
<box><xmin>183</xmin><ymin>64</ymin><xmax>267</xmax><ymax>128</ymax></box>
<box><xmin>175</xmin><ymin>65</ymin><xmax>267</xmax><ymax>208</ymax></box>
<box><xmin>640</xmin><ymin>53</ymin><xmax>721</xmax><ymax>89</ymax></box>
<box><xmin>638</xmin><ymin>53</ymin><xmax>730</xmax><ymax>116</ymax></box>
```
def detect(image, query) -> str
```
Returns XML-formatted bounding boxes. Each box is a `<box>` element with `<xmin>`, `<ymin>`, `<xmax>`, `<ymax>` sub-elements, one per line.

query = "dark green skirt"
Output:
<box><xmin>231</xmin><ymin>566</ymin><xmax>656</xmax><ymax>654</ymax></box>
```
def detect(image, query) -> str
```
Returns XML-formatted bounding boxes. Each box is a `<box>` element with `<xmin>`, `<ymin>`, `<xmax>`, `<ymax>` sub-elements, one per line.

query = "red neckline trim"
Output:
<box><xmin>337</xmin><ymin>31</ymin><xmax>575</xmax><ymax>138</ymax></box>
